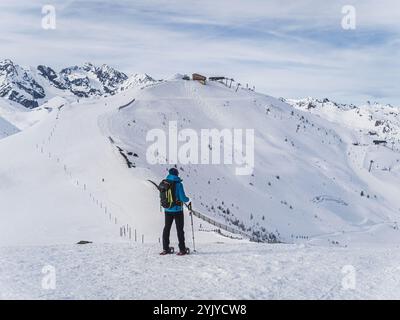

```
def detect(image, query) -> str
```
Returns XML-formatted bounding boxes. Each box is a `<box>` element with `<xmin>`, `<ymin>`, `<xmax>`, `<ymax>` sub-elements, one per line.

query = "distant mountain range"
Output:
<box><xmin>1</xmin><ymin>59</ymin><xmax>398</xmax><ymax>147</ymax></box>
<box><xmin>284</xmin><ymin>97</ymin><xmax>400</xmax><ymax>145</ymax></box>
<box><xmin>0</xmin><ymin>59</ymin><xmax>156</xmax><ymax>108</ymax></box>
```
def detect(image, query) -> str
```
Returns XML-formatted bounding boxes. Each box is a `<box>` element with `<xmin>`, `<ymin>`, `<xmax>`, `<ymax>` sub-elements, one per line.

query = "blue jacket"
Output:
<box><xmin>164</xmin><ymin>174</ymin><xmax>189</xmax><ymax>213</ymax></box>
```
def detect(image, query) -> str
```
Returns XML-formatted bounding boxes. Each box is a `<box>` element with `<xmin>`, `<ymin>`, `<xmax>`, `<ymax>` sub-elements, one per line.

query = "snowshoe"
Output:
<box><xmin>177</xmin><ymin>248</ymin><xmax>190</xmax><ymax>256</ymax></box>
<box><xmin>160</xmin><ymin>247</ymin><xmax>174</xmax><ymax>255</ymax></box>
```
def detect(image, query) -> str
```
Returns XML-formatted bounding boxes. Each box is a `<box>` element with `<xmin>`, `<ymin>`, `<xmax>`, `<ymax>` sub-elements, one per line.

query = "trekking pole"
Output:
<box><xmin>186</xmin><ymin>202</ymin><xmax>196</xmax><ymax>252</ymax></box>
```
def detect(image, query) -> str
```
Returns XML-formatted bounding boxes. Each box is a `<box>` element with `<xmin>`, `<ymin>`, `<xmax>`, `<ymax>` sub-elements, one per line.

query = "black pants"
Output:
<box><xmin>163</xmin><ymin>212</ymin><xmax>186</xmax><ymax>252</ymax></box>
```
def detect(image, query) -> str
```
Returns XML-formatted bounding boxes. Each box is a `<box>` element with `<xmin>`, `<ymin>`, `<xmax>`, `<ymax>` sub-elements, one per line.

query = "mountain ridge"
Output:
<box><xmin>284</xmin><ymin>96</ymin><xmax>400</xmax><ymax>148</ymax></box>
<box><xmin>0</xmin><ymin>59</ymin><xmax>157</xmax><ymax>108</ymax></box>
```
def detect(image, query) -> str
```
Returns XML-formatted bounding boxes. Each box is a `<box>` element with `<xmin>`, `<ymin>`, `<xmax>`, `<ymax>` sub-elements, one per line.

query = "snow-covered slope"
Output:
<box><xmin>3</xmin><ymin>242</ymin><xmax>400</xmax><ymax>299</ymax></box>
<box><xmin>0</xmin><ymin>82</ymin><xmax>233</xmax><ymax>247</ymax></box>
<box><xmin>0</xmin><ymin>97</ymin><xmax>50</xmax><ymax>130</ymax></box>
<box><xmin>1</xmin><ymin>79</ymin><xmax>400</xmax><ymax>248</ymax></box>
<box><xmin>0</xmin><ymin>115</ymin><xmax>19</xmax><ymax>139</ymax></box>
<box><xmin>2</xmin><ymin>77</ymin><xmax>400</xmax><ymax>300</ymax></box>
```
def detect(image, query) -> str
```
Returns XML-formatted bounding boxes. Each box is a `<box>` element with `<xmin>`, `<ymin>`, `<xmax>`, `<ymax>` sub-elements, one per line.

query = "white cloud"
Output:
<box><xmin>0</xmin><ymin>0</ymin><xmax>399</xmax><ymax>105</ymax></box>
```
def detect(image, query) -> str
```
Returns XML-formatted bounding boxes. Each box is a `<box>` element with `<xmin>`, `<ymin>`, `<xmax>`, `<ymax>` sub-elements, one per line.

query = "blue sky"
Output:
<box><xmin>0</xmin><ymin>0</ymin><xmax>399</xmax><ymax>105</ymax></box>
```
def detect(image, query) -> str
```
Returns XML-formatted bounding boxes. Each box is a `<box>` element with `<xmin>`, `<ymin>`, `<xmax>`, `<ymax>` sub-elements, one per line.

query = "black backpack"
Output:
<box><xmin>158</xmin><ymin>179</ymin><xmax>182</xmax><ymax>209</ymax></box>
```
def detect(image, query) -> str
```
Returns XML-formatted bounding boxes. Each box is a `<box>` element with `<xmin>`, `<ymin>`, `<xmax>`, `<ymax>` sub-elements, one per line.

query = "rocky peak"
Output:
<box><xmin>0</xmin><ymin>59</ymin><xmax>17</xmax><ymax>76</ymax></box>
<box><xmin>1</xmin><ymin>60</ymin><xmax>155</xmax><ymax>108</ymax></box>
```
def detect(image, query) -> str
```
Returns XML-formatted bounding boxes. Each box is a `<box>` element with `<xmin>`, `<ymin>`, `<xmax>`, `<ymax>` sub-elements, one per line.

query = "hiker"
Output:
<box><xmin>160</xmin><ymin>168</ymin><xmax>190</xmax><ymax>256</ymax></box>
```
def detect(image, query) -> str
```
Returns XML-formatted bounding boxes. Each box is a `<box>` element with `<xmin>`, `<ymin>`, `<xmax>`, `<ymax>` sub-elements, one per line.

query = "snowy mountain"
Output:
<box><xmin>284</xmin><ymin>97</ymin><xmax>357</xmax><ymax>111</ymax></box>
<box><xmin>1</xmin><ymin>76</ymin><xmax>400</xmax><ymax>247</ymax></box>
<box><xmin>1</xmin><ymin>71</ymin><xmax>400</xmax><ymax>299</ymax></box>
<box><xmin>51</xmin><ymin>62</ymin><xmax>128</xmax><ymax>96</ymax></box>
<box><xmin>0</xmin><ymin>59</ymin><xmax>157</xmax><ymax>108</ymax></box>
<box><xmin>285</xmin><ymin>97</ymin><xmax>400</xmax><ymax>150</ymax></box>
<box><xmin>118</xmin><ymin>73</ymin><xmax>156</xmax><ymax>92</ymax></box>
<box><xmin>0</xmin><ymin>59</ymin><xmax>46</xmax><ymax>108</ymax></box>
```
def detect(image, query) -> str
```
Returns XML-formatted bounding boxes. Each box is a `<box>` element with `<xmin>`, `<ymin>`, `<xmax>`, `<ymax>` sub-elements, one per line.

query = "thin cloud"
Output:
<box><xmin>0</xmin><ymin>0</ymin><xmax>399</xmax><ymax>105</ymax></box>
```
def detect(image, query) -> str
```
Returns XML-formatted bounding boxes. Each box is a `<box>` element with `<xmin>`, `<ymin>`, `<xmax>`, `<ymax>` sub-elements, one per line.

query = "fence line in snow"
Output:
<box><xmin>34</xmin><ymin>103</ymin><xmax>149</xmax><ymax>243</ymax></box>
<box><xmin>188</xmin><ymin>208</ymin><xmax>260</xmax><ymax>242</ymax></box>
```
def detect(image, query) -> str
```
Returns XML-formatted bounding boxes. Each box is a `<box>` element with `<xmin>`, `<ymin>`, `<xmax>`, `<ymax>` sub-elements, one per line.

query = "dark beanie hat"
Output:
<box><xmin>169</xmin><ymin>168</ymin><xmax>179</xmax><ymax>176</ymax></box>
